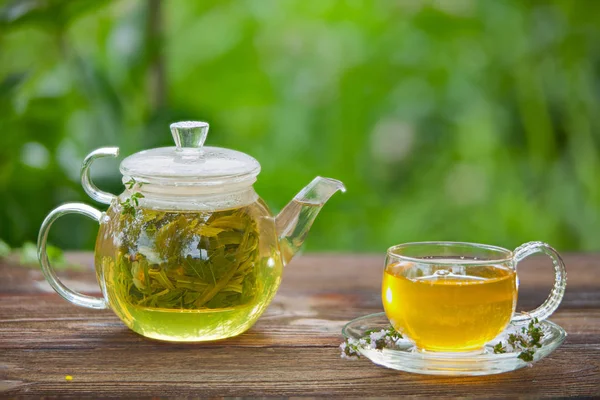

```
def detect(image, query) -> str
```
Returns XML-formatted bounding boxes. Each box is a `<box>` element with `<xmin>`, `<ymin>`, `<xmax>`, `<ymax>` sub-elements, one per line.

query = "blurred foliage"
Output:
<box><xmin>0</xmin><ymin>239</ymin><xmax>10</xmax><ymax>258</ymax></box>
<box><xmin>0</xmin><ymin>238</ymin><xmax>81</xmax><ymax>269</ymax></box>
<box><xmin>0</xmin><ymin>0</ymin><xmax>599</xmax><ymax>253</ymax></box>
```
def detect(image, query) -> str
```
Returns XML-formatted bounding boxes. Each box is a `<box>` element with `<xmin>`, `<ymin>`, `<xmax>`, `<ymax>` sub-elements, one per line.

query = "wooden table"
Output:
<box><xmin>1</xmin><ymin>253</ymin><xmax>599</xmax><ymax>397</ymax></box>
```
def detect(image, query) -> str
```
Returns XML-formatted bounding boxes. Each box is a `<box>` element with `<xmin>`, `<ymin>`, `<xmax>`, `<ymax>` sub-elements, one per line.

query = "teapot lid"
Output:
<box><xmin>119</xmin><ymin>121</ymin><xmax>260</xmax><ymax>187</ymax></box>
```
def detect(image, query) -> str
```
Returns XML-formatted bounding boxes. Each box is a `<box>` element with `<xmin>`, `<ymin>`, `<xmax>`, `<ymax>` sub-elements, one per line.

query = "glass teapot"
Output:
<box><xmin>37</xmin><ymin>121</ymin><xmax>345</xmax><ymax>342</ymax></box>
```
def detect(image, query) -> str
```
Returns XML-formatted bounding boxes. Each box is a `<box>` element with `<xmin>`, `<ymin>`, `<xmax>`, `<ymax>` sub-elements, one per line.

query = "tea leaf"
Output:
<box><xmin>131</xmin><ymin>260</ymin><xmax>148</xmax><ymax>291</ymax></box>
<box><xmin>195</xmin><ymin>257</ymin><xmax>251</xmax><ymax>307</ymax></box>
<box><xmin>113</xmin><ymin>206</ymin><xmax>259</xmax><ymax>310</ymax></box>
<box><xmin>216</xmin><ymin>230</ymin><xmax>244</xmax><ymax>246</ymax></box>
<box><xmin>148</xmin><ymin>268</ymin><xmax>176</xmax><ymax>290</ymax></box>
<box><xmin>197</xmin><ymin>225</ymin><xmax>226</xmax><ymax>237</ymax></box>
<box><xmin>210</xmin><ymin>215</ymin><xmax>247</xmax><ymax>231</ymax></box>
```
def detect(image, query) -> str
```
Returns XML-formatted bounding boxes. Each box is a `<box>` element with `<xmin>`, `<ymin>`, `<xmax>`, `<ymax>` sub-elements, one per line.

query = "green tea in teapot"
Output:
<box><xmin>95</xmin><ymin>201</ymin><xmax>282</xmax><ymax>341</ymax></box>
<box><xmin>37</xmin><ymin>120</ymin><xmax>345</xmax><ymax>342</ymax></box>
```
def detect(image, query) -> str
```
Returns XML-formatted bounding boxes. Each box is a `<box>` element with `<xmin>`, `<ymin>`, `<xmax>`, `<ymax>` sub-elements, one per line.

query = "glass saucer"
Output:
<box><xmin>342</xmin><ymin>312</ymin><xmax>567</xmax><ymax>376</ymax></box>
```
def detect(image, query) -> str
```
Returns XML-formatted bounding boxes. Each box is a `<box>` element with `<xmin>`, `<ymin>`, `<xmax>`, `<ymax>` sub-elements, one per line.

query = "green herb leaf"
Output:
<box><xmin>125</xmin><ymin>178</ymin><xmax>136</xmax><ymax>189</ymax></box>
<box><xmin>120</xmin><ymin>192</ymin><xmax>145</xmax><ymax>216</ymax></box>
<box><xmin>493</xmin><ymin>318</ymin><xmax>544</xmax><ymax>362</ymax></box>
<box><xmin>340</xmin><ymin>326</ymin><xmax>403</xmax><ymax>359</ymax></box>
<box><xmin>527</xmin><ymin>318</ymin><xmax>543</xmax><ymax>347</ymax></box>
<box><xmin>131</xmin><ymin>192</ymin><xmax>144</xmax><ymax>206</ymax></box>
<box><xmin>125</xmin><ymin>177</ymin><xmax>144</xmax><ymax>190</ymax></box>
<box><xmin>517</xmin><ymin>349</ymin><xmax>535</xmax><ymax>362</ymax></box>
<box><xmin>341</xmin><ymin>319</ymin><xmax>544</xmax><ymax>363</ymax></box>
<box><xmin>493</xmin><ymin>342</ymin><xmax>506</xmax><ymax>354</ymax></box>
<box><xmin>125</xmin><ymin>178</ymin><xmax>136</xmax><ymax>190</ymax></box>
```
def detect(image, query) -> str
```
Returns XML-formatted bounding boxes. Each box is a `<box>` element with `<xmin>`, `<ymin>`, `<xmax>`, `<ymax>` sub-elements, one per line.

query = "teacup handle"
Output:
<box><xmin>511</xmin><ymin>241</ymin><xmax>566</xmax><ymax>325</ymax></box>
<box><xmin>37</xmin><ymin>203</ymin><xmax>108</xmax><ymax>310</ymax></box>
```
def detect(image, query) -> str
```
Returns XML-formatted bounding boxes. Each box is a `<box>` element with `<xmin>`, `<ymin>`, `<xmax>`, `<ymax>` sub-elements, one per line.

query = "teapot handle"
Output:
<box><xmin>37</xmin><ymin>203</ymin><xmax>108</xmax><ymax>310</ymax></box>
<box><xmin>82</xmin><ymin>147</ymin><xmax>119</xmax><ymax>205</ymax></box>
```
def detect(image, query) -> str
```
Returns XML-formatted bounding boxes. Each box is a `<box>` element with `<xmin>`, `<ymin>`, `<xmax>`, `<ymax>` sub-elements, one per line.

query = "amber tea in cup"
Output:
<box><xmin>382</xmin><ymin>242</ymin><xmax>566</xmax><ymax>352</ymax></box>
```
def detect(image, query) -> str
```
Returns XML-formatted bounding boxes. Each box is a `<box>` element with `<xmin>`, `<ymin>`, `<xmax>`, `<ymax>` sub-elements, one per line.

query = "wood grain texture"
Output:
<box><xmin>1</xmin><ymin>253</ymin><xmax>599</xmax><ymax>398</ymax></box>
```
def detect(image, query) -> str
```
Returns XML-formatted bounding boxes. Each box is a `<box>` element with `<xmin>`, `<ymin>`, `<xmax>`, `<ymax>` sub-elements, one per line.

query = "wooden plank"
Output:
<box><xmin>1</xmin><ymin>253</ymin><xmax>599</xmax><ymax>397</ymax></box>
<box><xmin>1</xmin><ymin>345</ymin><xmax>599</xmax><ymax>397</ymax></box>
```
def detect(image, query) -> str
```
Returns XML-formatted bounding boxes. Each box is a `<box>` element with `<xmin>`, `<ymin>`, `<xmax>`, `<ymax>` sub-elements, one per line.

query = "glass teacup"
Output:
<box><xmin>382</xmin><ymin>241</ymin><xmax>567</xmax><ymax>352</ymax></box>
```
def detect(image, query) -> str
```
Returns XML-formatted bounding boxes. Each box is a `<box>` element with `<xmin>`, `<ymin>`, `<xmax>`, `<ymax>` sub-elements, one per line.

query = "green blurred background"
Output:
<box><xmin>1</xmin><ymin>0</ymin><xmax>599</xmax><ymax>254</ymax></box>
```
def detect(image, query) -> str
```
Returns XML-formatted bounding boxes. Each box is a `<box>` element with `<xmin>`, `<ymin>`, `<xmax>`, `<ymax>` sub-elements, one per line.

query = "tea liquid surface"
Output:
<box><xmin>382</xmin><ymin>262</ymin><xmax>517</xmax><ymax>352</ymax></box>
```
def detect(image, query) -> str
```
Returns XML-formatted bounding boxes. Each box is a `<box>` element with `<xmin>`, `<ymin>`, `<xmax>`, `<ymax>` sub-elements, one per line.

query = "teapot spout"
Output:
<box><xmin>275</xmin><ymin>176</ymin><xmax>346</xmax><ymax>265</ymax></box>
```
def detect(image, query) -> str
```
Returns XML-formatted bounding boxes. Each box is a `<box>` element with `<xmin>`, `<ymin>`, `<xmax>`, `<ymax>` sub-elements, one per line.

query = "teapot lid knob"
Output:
<box><xmin>121</xmin><ymin>120</ymin><xmax>260</xmax><ymax>187</ymax></box>
<box><xmin>170</xmin><ymin>121</ymin><xmax>209</xmax><ymax>149</ymax></box>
